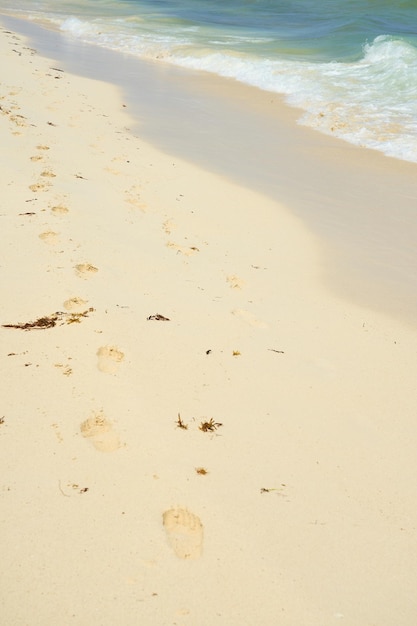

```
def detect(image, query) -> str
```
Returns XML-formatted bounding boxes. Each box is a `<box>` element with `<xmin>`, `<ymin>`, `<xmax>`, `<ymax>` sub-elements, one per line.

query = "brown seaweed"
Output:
<box><xmin>199</xmin><ymin>418</ymin><xmax>222</xmax><ymax>433</ymax></box>
<box><xmin>2</xmin><ymin>308</ymin><xmax>94</xmax><ymax>331</ymax></box>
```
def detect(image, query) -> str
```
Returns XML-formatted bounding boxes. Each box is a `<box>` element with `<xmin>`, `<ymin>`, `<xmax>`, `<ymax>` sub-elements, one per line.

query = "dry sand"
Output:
<box><xmin>1</xmin><ymin>20</ymin><xmax>417</xmax><ymax>626</ymax></box>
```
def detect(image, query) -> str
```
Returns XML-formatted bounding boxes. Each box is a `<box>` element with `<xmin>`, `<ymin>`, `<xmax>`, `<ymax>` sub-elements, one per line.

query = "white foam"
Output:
<box><xmin>53</xmin><ymin>14</ymin><xmax>417</xmax><ymax>163</ymax></box>
<box><xmin>60</xmin><ymin>16</ymin><xmax>102</xmax><ymax>37</ymax></box>
<box><xmin>170</xmin><ymin>36</ymin><xmax>417</xmax><ymax>162</ymax></box>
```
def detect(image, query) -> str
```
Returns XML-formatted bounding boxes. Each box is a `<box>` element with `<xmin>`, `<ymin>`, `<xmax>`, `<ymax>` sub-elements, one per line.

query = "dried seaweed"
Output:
<box><xmin>2</xmin><ymin>314</ymin><xmax>59</xmax><ymax>330</ymax></box>
<box><xmin>176</xmin><ymin>413</ymin><xmax>188</xmax><ymax>430</ymax></box>
<box><xmin>199</xmin><ymin>418</ymin><xmax>222</xmax><ymax>433</ymax></box>
<box><xmin>2</xmin><ymin>308</ymin><xmax>94</xmax><ymax>331</ymax></box>
<box><xmin>147</xmin><ymin>314</ymin><xmax>170</xmax><ymax>321</ymax></box>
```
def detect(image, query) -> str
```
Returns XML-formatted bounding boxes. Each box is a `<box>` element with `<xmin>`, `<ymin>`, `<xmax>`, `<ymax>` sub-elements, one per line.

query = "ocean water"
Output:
<box><xmin>1</xmin><ymin>0</ymin><xmax>417</xmax><ymax>163</ymax></box>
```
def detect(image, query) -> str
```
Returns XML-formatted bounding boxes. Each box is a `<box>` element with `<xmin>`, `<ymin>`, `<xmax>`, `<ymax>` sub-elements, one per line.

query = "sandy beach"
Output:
<box><xmin>1</xmin><ymin>18</ymin><xmax>417</xmax><ymax>626</ymax></box>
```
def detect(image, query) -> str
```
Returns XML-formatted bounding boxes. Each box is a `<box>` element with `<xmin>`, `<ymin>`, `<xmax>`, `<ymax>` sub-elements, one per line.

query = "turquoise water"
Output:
<box><xmin>1</xmin><ymin>0</ymin><xmax>417</xmax><ymax>162</ymax></box>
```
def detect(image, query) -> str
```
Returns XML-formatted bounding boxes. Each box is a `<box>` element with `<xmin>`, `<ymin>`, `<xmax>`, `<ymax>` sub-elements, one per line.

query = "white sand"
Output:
<box><xmin>1</xmin><ymin>21</ymin><xmax>417</xmax><ymax>626</ymax></box>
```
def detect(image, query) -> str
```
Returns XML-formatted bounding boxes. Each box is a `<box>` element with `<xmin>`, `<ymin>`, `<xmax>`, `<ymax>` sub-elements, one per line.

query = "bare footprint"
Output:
<box><xmin>29</xmin><ymin>182</ymin><xmax>49</xmax><ymax>193</ymax></box>
<box><xmin>162</xmin><ymin>219</ymin><xmax>176</xmax><ymax>235</ymax></box>
<box><xmin>226</xmin><ymin>274</ymin><xmax>245</xmax><ymax>289</ymax></box>
<box><xmin>51</xmin><ymin>204</ymin><xmax>69</xmax><ymax>215</ymax></box>
<box><xmin>80</xmin><ymin>411</ymin><xmax>120</xmax><ymax>452</ymax></box>
<box><xmin>10</xmin><ymin>114</ymin><xmax>27</xmax><ymax>128</ymax></box>
<box><xmin>103</xmin><ymin>162</ymin><xmax>124</xmax><ymax>176</ymax></box>
<box><xmin>97</xmin><ymin>345</ymin><xmax>124</xmax><ymax>374</ymax></box>
<box><xmin>125</xmin><ymin>185</ymin><xmax>147</xmax><ymax>211</ymax></box>
<box><xmin>63</xmin><ymin>296</ymin><xmax>88</xmax><ymax>312</ymax></box>
<box><xmin>75</xmin><ymin>263</ymin><xmax>98</xmax><ymax>278</ymax></box>
<box><xmin>39</xmin><ymin>230</ymin><xmax>59</xmax><ymax>245</ymax></box>
<box><xmin>162</xmin><ymin>507</ymin><xmax>203</xmax><ymax>560</ymax></box>
<box><xmin>232</xmin><ymin>308</ymin><xmax>268</xmax><ymax>328</ymax></box>
<box><xmin>40</xmin><ymin>169</ymin><xmax>56</xmax><ymax>178</ymax></box>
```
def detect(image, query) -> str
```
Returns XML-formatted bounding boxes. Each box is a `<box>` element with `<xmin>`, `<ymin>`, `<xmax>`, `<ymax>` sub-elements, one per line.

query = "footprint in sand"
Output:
<box><xmin>10</xmin><ymin>114</ymin><xmax>27</xmax><ymax>128</ymax></box>
<box><xmin>63</xmin><ymin>296</ymin><xmax>88</xmax><ymax>312</ymax></box>
<box><xmin>232</xmin><ymin>308</ymin><xmax>268</xmax><ymax>329</ymax></box>
<box><xmin>125</xmin><ymin>185</ymin><xmax>147</xmax><ymax>211</ymax></box>
<box><xmin>51</xmin><ymin>204</ymin><xmax>69</xmax><ymax>215</ymax></box>
<box><xmin>226</xmin><ymin>274</ymin><xmax>245</xmax><ymax>289</ymax></box>
<box><xmin>97</xmin><ymin>345</ymin><xmax>125</xmax><ymax>374</ymax></box>
<box><xmin>80</xmin><ymin>411</ymin><xmax>120</xmax><ymax>452</ymax></box>
<box><xmin>74</xmin><ymin>263</ymin><xmax>99</xmax><ymax>279</ymax></box>
<box><xmin>162</xmin><ymin>219</ymin><xmax>176</xmax><ymax>235</ymax></box>
<box><xmin>29</xmin><ymin>182</ymin><xmax>49</xmax><ymax>193</ymax></box>
<box><xmin>39</xmin><ymin>230</ymin><xmax>59</xmax><ymax>245</ymax></box>
<box><xmin>40</xmin><ymin>169</ymin><xmax>56</xmax><ymax>179</ymax></box>
<box><xmin>162</xmin><ymin>507</ymin><xmax>203</xmax><ymax>560</ymax></box>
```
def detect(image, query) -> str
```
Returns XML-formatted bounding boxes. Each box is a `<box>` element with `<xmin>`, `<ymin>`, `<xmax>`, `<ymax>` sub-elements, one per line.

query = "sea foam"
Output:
<box><xmin>54</xmin><ymin>15</ymin><xmax>417</xmax><ymax>164</ymax></box>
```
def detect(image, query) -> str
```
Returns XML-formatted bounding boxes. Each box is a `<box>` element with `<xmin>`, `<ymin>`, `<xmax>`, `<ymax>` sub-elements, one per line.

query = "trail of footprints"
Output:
<box><xmin>1</xmin><ymin>29</ymin><xmax>205</xmax><ymax>564</ymax></box>
<box><xmin>3</xmin><ymin>31</ymin><xmax>271</xmax><ymax>562</ymax></box>
<box><xmin>27</xmin><ymin>142</ymin><xmax>204</xmax><ymax>560</ymax></box>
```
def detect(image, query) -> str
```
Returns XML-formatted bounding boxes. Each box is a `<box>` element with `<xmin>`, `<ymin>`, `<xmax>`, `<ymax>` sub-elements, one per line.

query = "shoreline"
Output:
<box><xmin>3</xmin><ymin>15</ymin><xmax>417</xmax><ymax>325</ymax></box>
<box><xmin>1</xmin><ymin>17</ymin><xmax>417</xmax><ymax>626</ymax></box>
